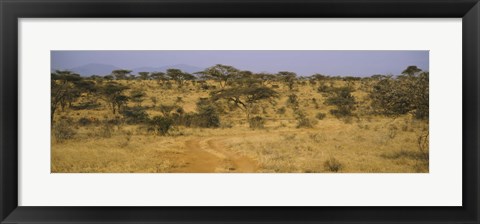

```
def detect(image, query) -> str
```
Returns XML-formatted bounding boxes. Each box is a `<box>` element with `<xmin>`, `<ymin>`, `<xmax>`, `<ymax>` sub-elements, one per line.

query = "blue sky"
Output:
<box><xmin>51</xmin><ymin>50</ymin><xmax>429</xmax><ymax>77</ymax></box>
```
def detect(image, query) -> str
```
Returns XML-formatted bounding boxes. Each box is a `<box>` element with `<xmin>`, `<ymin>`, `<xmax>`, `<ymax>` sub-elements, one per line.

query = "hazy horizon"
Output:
<box><xmin>51</xmin><ymin>50</ymin><xmax>429</xmax><ymax>77</ymax></box>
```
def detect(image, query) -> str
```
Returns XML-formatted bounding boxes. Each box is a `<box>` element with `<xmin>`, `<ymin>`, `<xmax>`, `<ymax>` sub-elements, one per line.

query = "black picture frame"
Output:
<box><xmin>1</xmin><ymin>0</ymin><xmax>479</xmax><ymax>223</ymax></box>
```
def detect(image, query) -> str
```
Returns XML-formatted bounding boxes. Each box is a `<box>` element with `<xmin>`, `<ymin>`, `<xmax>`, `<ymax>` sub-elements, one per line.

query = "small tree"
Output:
<box><xmin>103</xmin><ymin>75</ymin><xmax>114</xmax><ymax>81</ymax></box>
<box><xmin>211</xmin><ymin>86</ymin><xmax>278</xmax><ymax>126</ymax></box>
<box><xmin>122</xmin><ymin>106</ymin><xmax>149</xmax><ymax>124</ymax></box>
<box><xmin>130</xmin><ymin>89</ymin><xmax>146</xmax><ymax>106</ymax></box>
<box><xmin>195</xmin><ymin>100</ymin><xmax>221</xmax><ymax>128</ymax></box>
<box><xmin>369</xmin><ymin>66</ymin><xmax>428</xmax><ymax>120</ymax></box>
<box><xmin>256</xmin><ymin>73</ymin><xmax>276</xmax><ymax>87</ymax></box>
<box><xmin>138</xmin><ymin>72</ymin><xmax>150</xmax><ymax>80</ymax></box>
<box><xmin>369</xmin><ymin>76</ymin><xmax>411</xmax><ymax>116</ymax></box>
<box><xmin>100</xmin><ymin>82</ymin><xmax>129</xmax><ymax>114</ymax></box>
<box><xmin>166</xmin><ymin>69</ymin><xmax>196</xmax><ymax>87</ymax></box>
<box><xmin>51</xmin><ymin>70</ymin><xmax>84</xmax><ymax>122</ymax></box>
<box><xmin>196</xmin><ymin>64</ymin><xmax>239</xmax><ymax>89</ymax></box>
<box><xmin>149</xmin><ymin>116</ymin><xmax>173</xmax><ymax>136</ymax></box>
<box><xmin>111</xmin><ymin>69</ymin><xmax>132</xmax><ymax>80</ymax></box>
<box><xmin>277</xmin><ymin>71</ymin><xmax>297</xmax><ymax>90</ymax></box>
<box><xmin>402</xmin><ymin>65</ymin><xmax>422</xmax><ymax>76</ymax></box>
<box><xmin>150</xmin><ymin>72</ymin><xmax>168</xmax><ymax>85</ymax></box>
<box><xmin>233</xmin><ymin>70</ymin><xmax>260</xmax><ymax>87</ymax></box>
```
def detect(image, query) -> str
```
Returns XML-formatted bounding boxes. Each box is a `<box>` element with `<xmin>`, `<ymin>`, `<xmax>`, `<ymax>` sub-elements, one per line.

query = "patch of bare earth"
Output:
<box><xmin>171</xmin><ymin>137</ymin><xmax>258</xmax><ymax>173</ymax></box>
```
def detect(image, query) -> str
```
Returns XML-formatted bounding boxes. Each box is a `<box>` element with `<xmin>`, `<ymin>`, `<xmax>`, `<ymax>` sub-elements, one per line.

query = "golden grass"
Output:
<box><xmin>51</xmin><ymin>80</ymin><xmax>429</xmax><ymax>173</ymax></box>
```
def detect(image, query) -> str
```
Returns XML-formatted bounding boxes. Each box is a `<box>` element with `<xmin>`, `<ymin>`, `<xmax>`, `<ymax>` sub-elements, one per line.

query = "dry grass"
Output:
<box><xmin>51</xmin><ymin>80</ymin><xmax>429</xmax><ymax>173</ymax></box>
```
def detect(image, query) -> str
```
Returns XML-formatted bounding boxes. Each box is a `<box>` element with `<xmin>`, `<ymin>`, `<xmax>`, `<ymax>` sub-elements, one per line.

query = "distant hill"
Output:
<box><xmin>52</xmin><ymin>63</ymin><xmax>204</xmax><ymax>76</ymax></box>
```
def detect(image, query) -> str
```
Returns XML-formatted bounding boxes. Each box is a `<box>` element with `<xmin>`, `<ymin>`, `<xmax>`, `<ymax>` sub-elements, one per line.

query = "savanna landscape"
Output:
<box><xmin>51</xmin><ymin>51</ymin><xmax>429</xmax><ymax>173</ymax></box>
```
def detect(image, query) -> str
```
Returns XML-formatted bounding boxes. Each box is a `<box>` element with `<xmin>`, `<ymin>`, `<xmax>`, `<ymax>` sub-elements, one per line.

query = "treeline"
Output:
<box><xmin>51</xmin><ymin>64</ymin><xmax>428</xmax><ymax>137</ymax></box>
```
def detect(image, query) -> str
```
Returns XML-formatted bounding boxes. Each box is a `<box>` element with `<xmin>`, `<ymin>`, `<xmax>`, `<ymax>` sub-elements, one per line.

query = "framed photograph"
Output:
<box><xmin>1</xmin><ymin>0</ymin><xmax>479</xmax><ymax>223</ymax></box>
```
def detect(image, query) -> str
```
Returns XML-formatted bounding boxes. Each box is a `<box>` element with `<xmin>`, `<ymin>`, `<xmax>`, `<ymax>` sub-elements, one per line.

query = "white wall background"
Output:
<box><xmin>18</xmin><ymin>18</ymin><xmax>462</xmax><ymax>206</ymax></box>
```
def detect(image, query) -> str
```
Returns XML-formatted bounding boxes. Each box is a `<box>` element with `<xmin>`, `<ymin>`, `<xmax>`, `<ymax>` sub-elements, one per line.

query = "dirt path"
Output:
<box><xmin>206</xmin><ymin>138</ymin><xmax>257</xmax><ymax>172</ymax></box>
<box><xmin>171</xmin><ymin>137</ymin><xmax>258</xmax><ymax>173</ymax></box>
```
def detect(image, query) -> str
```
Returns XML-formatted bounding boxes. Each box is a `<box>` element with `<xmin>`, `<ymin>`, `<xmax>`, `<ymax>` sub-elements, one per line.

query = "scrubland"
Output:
<box><xmin>51</xmin><ymin>66</ymin><xmax>429</xmax><ymax>173</ymax></box>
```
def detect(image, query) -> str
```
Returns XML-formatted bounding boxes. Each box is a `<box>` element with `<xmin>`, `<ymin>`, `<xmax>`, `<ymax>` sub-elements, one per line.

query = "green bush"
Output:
<box><xmin>78</xmin><ymin>117</ymin><xmax>93</xmax><ymax>126</ymax></box>
<box><xmin>149</xmin><ymin>116</ymin><xmax>173</xmax><ymax>136</ymax></box>
<box><xmin>317</xmin><ymin>83</ymin><xmax>333</xmax><ymax>93</ymax></box>
<box><xmin>122</xmin><ymin>106</ymin><xmax>149</xmax><ymax>124</ymax></box>
<box><xmin>286</xmin><ymin>94</ymin><xmax>299</xmax><ymax>108</ymax></box>
<box><xmin>369</xmin><ymin>69</ymin><xmax>429</xmax><ymax>120</ymax></box>
<box><xmin>325</xmin><ymin>87</ymin><xmax>356</xmax><ymax>118</ymax></box>
<box><xmin>194</xmin><ymin>100</ymin><xmax>220</xmax><ymax>128</ymax></box>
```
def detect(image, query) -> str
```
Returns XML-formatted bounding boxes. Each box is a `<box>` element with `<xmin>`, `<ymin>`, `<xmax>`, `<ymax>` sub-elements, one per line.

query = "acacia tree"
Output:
<box><xmin>111</xmin><ymin>69</ymin><xmax>132</xmax><ymax>80</ymax></box>
<box><xmin>402</xmin><ymin>65</ymin><xmax>422</xmax><ymax>76</ymax></box>
<box><xmin>310</xmin><ymin>74</ymin><xmax>328</xmax><ymax>81</ymax></box>
<box><xmin>130</xmin><ymin>89</ymin><xmax>147</xmax><ymax>106</ymax></box>
<box><xmin>138</xmin><ymin>72</ymin><xmax>150</xmax><ymax>80</ymax></box>
<box><xmin>150</xmin><ymin>72</ymin><xmax>168</xmax><ymax>85</ymax></box>
<box><xmin>233</xmin><ymin>70</ymin><xmax>260</xmax><ymax>87</ymax></box>
<box><xmin>166</xmin><ymin>69</ymin><xmax>196</xmax><ymax>87</ymax></box>
<box><xmin>369</xmin><ymin>66</ymin><xmax>429</xmax><ymax>119</ymax></box>
<box><xmin>103</xmin><ymin>75</ymin><xmax>114</xmax><ymax>81</ymax></box>
<box><xmin>196</xmin><ymin>64</ymin><xmax>239</xmax><ymax>89</ymax></box>
<box><xmin>256</xmin><ymin>73</ymin><xmax>277</xmax><ymax>86</ymax></box>
<box><xmin>211</xmin><ymin>86</ymin><xmax>278</xmax><ymax>124</ymax></box>
<box><xmin>51</xmin><ymin>70</ymin><xmax>82</xmax><ymax>122</ymax></box>
<box><xmin>100</xmin><ymin>82</ymin><xmax>129</xmax><ymax>114</ymax></box>
<box><xmin>277</xmin><ymin>71</ymin><xmax>297</xmax><ymax>90</ymax></box>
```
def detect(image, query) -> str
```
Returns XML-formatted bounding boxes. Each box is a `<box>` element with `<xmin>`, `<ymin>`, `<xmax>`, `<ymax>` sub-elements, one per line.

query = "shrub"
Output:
<box><xmin>158</xmin><ymin>104</ymin><xmax>177</xmax><ymax>117</ymax></box>
<box><xmin>309</xmin><ymin>133</ymin><xmax>326</xmax><ymax>143</ymax></box>
<box><xmin>315</xmin><ymin>112</ymin><xmax>326</xmax><ymax>120</ymax></box>
<box><xmin>149</xmin><ymin>116</ymin><xmax>173</xmax><ymax>136</ymax></box>
<box><xmin>295</xmin><ymin>110</ymin><xmax>317</xmax><ymax>128</ymax></box>
<box><xmin>324</xmin><ymin>157</ymin><xmax>343</xmax><ymax>172</ymax></box>
<box><xmin>121</xmin><ymin>106</ymin><xmax>149</xmax><ymax>124</ymax></box>
<box><xmin>325</xmin><ymin>87</ymin><xmax>356</xmax><ymax>118</ymax></box>
<box><xmin>78</xmin><ymin>117</ymin><xmax>93</xmax><ymax>126</ymax></box>
<box><xmin>70</xmin><ymin>101</ymin><xmax>101</xmax><ymax>110</ymax></box>
<box><xmin>53</xmin><ymin>119</ymin><xmax>77</xmax><ymax>142</ymax></box>
<box><xmin>312</xmin><ymin>98</ymin><xmax>320</xmax><ymax>109</ymax></box>
<box><xmin>317</xmin><ymin>83</ymin><xmax>333</xmax><ymax>93</ymax></box>
<box><xmin>286</xmin><ymin>94</ymin><xmax>299</xmax><ymax>108</ymax></box>
<box><xmin>195</xmin><ymin>100</ymin><xmax>220</xmax><ymax>128</ymax></box>
<box><xmin>368</xmin><ymin>70</ymin><xmax>429</xmax><ymax>120</ymax></box>
<box><xmin>130</xmin><ymin>89</ymin><xmax>146</xmax><ymax>105</ymax></box>
<box><xmin>176</xmin><ymin>107</ymin><xmax>185</xmax><ymax>115</ymax></box>
<box><xmin>249</xmin><ymin>116</ymin><xmax>265</xmax><ymax>129</ymax></box>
